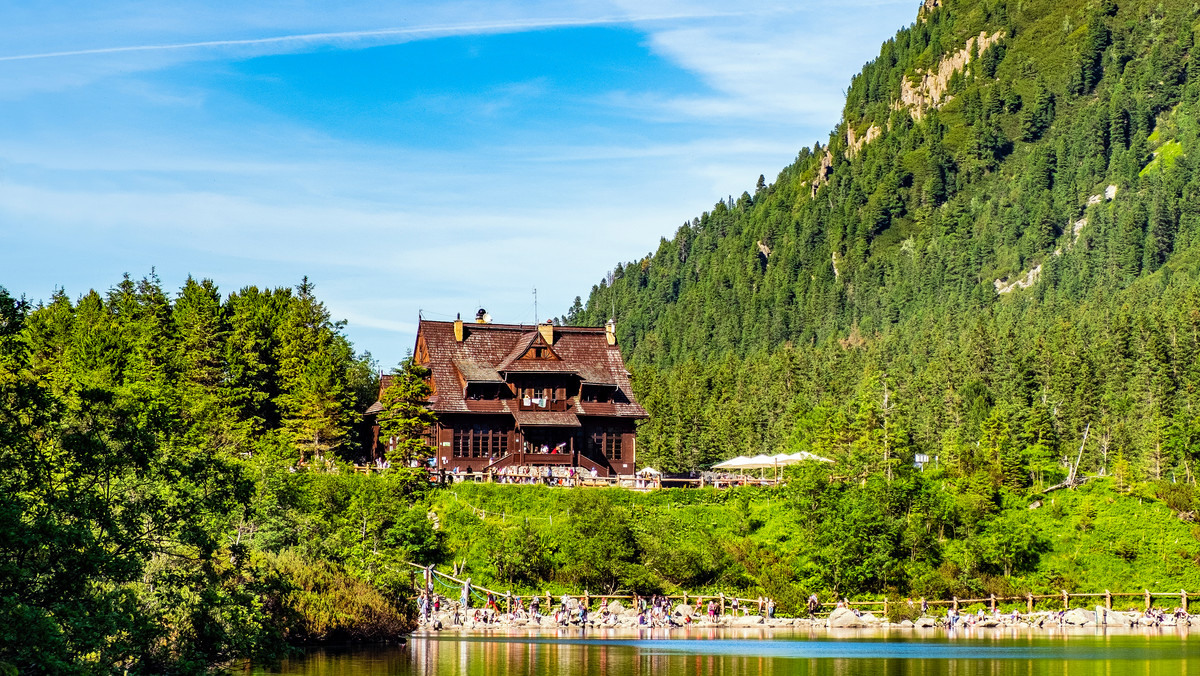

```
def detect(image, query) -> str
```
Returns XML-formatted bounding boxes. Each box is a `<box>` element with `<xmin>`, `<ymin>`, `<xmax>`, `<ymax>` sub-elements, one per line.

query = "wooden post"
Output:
<box><xmin>1026</xmin><ymin>593</ymin><xmax>1033</xmax><ymax>613</ymax></box>
<box><xmin>506</xmin><ymin>591</ymin><xmax>511</xmax><ymax>615</ymax></box>
<box><xmin>683</xmin><ymin>593</ymin><xmax>689</xmax><ymax>607</ymax></box>
<box><xmin>1105</xmin><ymin>590</ymin><xmax>1112</xmax><ymax>610</ymax></box>
<box><xmin>883</xmin><ymin>598</ymin><xmax>889</xmax><ymax>616</ymax></box>
<box><xmin>990</xmin><ymin>594</ymin><xmax>996</xmax><ymax>613</ymax></box>
<box><xmin>547</xmin><ymin>590</ymin><xmax>552</xmax><ymax>610</ymax></box>
<box><xmin>1062</xmin><ymin>590</ymin><xmax>1069</xmax><ymax>610</ymax></box>
<box><xmin>1145</xmin><ymin>589</ymin><xmax>1152</xmax><ymax>612</ymax></box>
<box><xmin>1182</xmin><ymin>589</ymin><xmax>1188</xmax><ymax>613</ymax></box>
<box><xmin>720</xmin><ymin>593</ymin><xmax>726</xmax><ymax>616</ymax></box>
<box><xmin>952</xmin><ymin>596</ymin><xmax>958</xmax><ymax>612</ymax></box>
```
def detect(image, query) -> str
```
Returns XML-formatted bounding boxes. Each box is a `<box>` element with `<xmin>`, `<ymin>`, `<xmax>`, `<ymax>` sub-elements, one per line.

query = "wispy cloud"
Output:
<box><xmin>0</xmin><ymin>12</ymin><xmax>736</xmax><ymax>63</ymax></box>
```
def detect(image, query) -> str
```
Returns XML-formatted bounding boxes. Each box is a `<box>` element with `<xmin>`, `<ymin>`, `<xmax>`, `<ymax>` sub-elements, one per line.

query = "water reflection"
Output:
<box><xmin>262</xmin><ymin>627</ymin><xmax>1200</xmax><ymax>676</ymax></box>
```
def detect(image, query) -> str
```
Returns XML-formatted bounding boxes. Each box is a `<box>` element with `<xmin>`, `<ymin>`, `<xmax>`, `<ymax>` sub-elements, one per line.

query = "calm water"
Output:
<box><xmin>260</xmin><ymin>627</ymin><xmax>1200</xmax><ymax>676</ymax></box>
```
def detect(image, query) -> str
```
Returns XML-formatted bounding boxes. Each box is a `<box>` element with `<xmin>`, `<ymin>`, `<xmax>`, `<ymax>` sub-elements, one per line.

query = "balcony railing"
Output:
<box><xmin>517</xmin><ymin>397</ymin><xmax>572</xmax><ymax>412</ymax></box>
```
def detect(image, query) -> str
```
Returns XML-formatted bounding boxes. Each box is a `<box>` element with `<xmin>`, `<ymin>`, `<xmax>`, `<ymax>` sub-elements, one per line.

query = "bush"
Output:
<box><xmin>264</xmin><ymin>550</ymin><xmax>413</xmax><ymax>643</ymax></box>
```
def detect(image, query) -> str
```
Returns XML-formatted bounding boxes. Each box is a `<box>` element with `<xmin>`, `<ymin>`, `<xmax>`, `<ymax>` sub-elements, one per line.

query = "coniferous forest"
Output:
<box><xmin>8</xmin><ymin>0</ymin><xmax>1200</xmax><ymax>672</ymax></box>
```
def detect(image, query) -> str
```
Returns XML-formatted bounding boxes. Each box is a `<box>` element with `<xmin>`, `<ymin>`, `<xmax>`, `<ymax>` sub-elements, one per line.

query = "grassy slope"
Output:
<box><xmin>429</xmin><ymin>479</ymin><xmax>1200</xmax><ymax>604</ymax></box>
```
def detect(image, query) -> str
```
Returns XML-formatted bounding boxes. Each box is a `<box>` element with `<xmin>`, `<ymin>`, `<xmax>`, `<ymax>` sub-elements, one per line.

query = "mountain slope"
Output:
<box><xmin>569</xmin><ymin>0</ymin><xmax>1200</xmax><ymax>477</ymax></box>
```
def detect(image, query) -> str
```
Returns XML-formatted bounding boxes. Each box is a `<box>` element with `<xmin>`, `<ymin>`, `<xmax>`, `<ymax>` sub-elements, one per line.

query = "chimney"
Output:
<box><xmin>538</xmin><ymin>320</ymin><xmax>554</xmax><ymax>345</ymax></box>
<box><xmin>605</xmin><ymin>319</ymin><xmax>616</xmax><ymax>346</ymax></box>
<box><xmin>454</xmin><ymin>313</ymin><xmax>464</xmax><ymax>342</ymax></box>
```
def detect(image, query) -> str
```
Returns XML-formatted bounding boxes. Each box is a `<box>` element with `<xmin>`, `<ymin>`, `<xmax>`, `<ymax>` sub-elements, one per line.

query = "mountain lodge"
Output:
<box><xmin>367</xmin><ymin>312</ymin><xmax>646</xmax><ymax>477</ymax></box>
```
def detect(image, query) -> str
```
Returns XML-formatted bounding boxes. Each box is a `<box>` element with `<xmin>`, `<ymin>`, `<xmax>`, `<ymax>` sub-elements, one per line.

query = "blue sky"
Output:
<box><xmin>0</xmin><ymin>0</ymin><xmax>917</xmax><ymax>368</ymax></box>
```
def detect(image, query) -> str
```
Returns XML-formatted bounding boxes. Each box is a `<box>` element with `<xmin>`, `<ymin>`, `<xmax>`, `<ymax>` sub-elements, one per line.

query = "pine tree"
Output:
<box><xmin>378</xmin><ymin>358</ymin><xmax>437</xmax><ymax>464</ymax></box>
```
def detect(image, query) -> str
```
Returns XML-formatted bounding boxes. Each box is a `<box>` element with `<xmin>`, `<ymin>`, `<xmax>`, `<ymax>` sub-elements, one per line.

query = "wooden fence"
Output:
<box><xmin>409</xmin><ymin>562</ymin><xmax>1198</xmax><ymax>618</ymax></box>
<box><xmin>816</xmin><ymin>590</ymin><xmax>1194</xmax><ymax>616</ymax></box>
<box><xmin>408</xmin><ymin>563</ymin><xmax>771</xmax><ymax>615</ymax></box>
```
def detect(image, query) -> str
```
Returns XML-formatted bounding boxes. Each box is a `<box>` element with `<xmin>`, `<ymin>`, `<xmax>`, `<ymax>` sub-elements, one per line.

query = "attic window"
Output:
<box><xmin>533</xmin><ymin>347</ymin><xmax>547</xmax><ymax>359</ymax></box>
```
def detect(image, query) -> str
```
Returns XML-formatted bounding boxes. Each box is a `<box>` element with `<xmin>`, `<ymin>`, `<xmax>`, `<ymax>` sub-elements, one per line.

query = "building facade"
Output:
<box><xmin>368</xmin><ymin>314</ymin><xmax>646</xmax><ymax>477</ymax></box>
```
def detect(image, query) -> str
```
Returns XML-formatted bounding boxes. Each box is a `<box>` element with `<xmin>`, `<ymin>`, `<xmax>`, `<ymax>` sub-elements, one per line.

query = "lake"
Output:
<box><xmin>260</xmin><ymin>627</ymin><xmax>1200</xmax><ymax>675</ymax></box>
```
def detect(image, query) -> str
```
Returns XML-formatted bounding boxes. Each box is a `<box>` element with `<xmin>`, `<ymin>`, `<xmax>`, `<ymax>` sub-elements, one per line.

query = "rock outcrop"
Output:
<box><xmin>897</xmin><ymin>31</ymin><xmax>1004</xmax><ymax>119</ymax></box>
<box><xmin>846</xmin><ymin>124</ymin><xmax>882</xmax><ymax>157</ymax></box>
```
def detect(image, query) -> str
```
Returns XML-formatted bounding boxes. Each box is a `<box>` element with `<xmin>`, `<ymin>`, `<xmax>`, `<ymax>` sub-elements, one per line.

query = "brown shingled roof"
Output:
<box><xmin>411</xmin><ymin>320</ymin><xmax>646</xmax><ymax>419</ymax></box>
<box><xmin>512</xmin><ymin>410</ymin><xmax>581</xmax><ymax>427</ymax></box>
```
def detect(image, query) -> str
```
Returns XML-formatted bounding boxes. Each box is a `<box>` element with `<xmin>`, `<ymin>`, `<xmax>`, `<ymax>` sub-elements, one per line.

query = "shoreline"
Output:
<box><xmin>413</xmin><ymin>606</ymin><xmax>1195</xmax><ymax>635</ymax></box>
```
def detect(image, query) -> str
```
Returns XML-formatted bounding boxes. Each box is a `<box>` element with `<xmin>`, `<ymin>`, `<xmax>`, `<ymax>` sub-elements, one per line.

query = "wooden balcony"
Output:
<box><xmin>517</xmin><ymin>398</ymin><xmax>572</xmax><ymax>412</ymax></box>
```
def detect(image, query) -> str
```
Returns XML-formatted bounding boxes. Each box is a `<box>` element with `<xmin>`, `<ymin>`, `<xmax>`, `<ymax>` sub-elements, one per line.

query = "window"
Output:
<box><xmin>605</xmin><ymin>432</ymin><xmax>621</xmax><ymax>460</ymax></box>
<box><xmin>587</xmin><ymin>427</ymin><xmax>622</xmax><ymax>460</ymax></box>
<box><xmin>453</xmin><ymin>425</ymin><xmax>509</xmax><ymax>458</ymax></box>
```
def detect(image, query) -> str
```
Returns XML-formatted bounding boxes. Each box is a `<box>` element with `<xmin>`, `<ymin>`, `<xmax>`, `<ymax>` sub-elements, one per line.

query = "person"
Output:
<box><xmin>707</xmin><ymin>599</ymin><xmax>717</xmax><ymax>620</ymax></box>
<box><xmin>947</xmin><ymin>607</ymin><xmax>958</xmax><ymax>629</ymax></box>
<box><xmin>418</xmin><ymin>592</ymin><xmax>429</xmax><ymax>624</ymax></box>
<box><xmin>807</xmin><ymin>594</ymin><xmax>820</xmax><ymax>618</ymax></box>
<box><xmin>767</xmin><ymin>598</ymin><xmax>776</xmax><ymax>619</ymax></box>
<box><xmin>921</xmin><ymin>598</ymin><xmax>929</xmax><ymax>616</ymax></box>
<box><xmin>731</xmin><ymin>598</ymin><xmax>740</xmax><ymax>616</ymax></box>
<box><xmin>460</xmin><ymin>579</ymin><xmax>471</xmax><ymax>612</ymax></box>
<box><xmin>531</xmin><ymin>595</ymin><xmax>541</xmax><ymax>619</ymax></box>
<box><xmin>579</xmin><ymin>604</ymin><xmax>589</xmax><ymax>626</ymax></box>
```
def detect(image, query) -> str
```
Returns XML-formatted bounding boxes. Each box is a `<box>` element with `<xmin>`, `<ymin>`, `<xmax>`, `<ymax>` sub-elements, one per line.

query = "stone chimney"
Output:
<box><xmin>538</xmin><ymin>321</ymin><xmax>554</xmax><ymax>345</ymax></box>
<box><xmin>605</xmin><ymin>319</ymin><xmax>616</xmax><ymax>346</ymax></box>
<box><xmin>454</xmin><ymin>314</ymin><xmax>464</xmax><ymax>342</ymax></box>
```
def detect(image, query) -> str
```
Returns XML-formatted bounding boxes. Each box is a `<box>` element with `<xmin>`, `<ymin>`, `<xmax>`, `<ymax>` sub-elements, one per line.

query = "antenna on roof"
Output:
<box><xmin>533</xmin><ymin>288</ymin><xmax>538</xmax><ymax>324</ymax></box>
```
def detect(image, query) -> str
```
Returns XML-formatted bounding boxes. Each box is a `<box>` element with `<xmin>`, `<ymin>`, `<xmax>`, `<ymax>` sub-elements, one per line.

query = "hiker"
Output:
<box><xmin>921</xmin><ymin>598</ymin><xmax>929</xmax><ymax>616</ymax></box>
<box><xmin>530</xmin><ymin>595</ymin><xmax>541</xmax><ymax>619</ymax></box>
<box><xmin>731</xmin><ymin>598</ymin><xmax>740</xmax><ymax>616</ymax></box>
<box><xmin>418</xmin><ymin>592</ymin><xmax>429</xmax><ymax>624</ymax></box>
<box><xmin>807</xmin><ymin>594</ymin><xmax>820</xmax><ymax>618</ymax></box>
<box><xmin>460</xmin><ymin>579</ymin><xmax>471</xmax><ymax>611</ymax></box>
<box><xmin>707</xmin><ymin>599</ymin><xmax>717</xmax><ymax>620</ymax></box>
<box><xmin>767</xmin><ymin>598</ymin><xmax>776</xmax><ymax>618</ymax></box>
<box><xmin>946</xmin><ymin>607</ymin><xmax>958</xmax><ymax>629</ymax></box>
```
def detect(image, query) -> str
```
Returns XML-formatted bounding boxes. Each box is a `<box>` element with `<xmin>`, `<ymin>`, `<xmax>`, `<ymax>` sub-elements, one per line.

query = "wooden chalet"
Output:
<box><xmin>367</xmin><ymin>313</ymin><xmax>647</xmax><ymax>477</ymax></box>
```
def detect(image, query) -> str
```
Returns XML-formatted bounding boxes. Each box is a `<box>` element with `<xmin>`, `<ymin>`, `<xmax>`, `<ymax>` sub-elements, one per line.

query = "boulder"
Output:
<box><xmin>674</xmin><ymin>604</ymin><xmax>695</xmax><ymax>617</ymax></box>
<box><xmin>607</xmin><ymin>600</ymin><xmax>625</xmax><ymax>613</ymax></box>
<box><xmin>914</xmin><ymin>617</ymin><xmax>938</xmax><ymax>628</ymax></box>
<box><xmin>978</xmin><ymin>619</ymin><xmax>998</xmax><ymax>628</ymax></box>
<box><xmin>1095</xmin><ymin>606</ymin><xmax>1108</xmax><ymax>626</ymax></box>
<box><xmin>828</xmin><ymin>607</ymin><xmax>866</xmax><ymax>628</ymax></box>
<box><xmin>733</xmin><ymin>615</ymin><xmax>765</xmax><ymax>626</ymax></box>
<box><xmin>860</xmin><ymin>612</ymin><xmax>882</xmax><ymax>624</ymax></box>
<box><xmin>899</xmin><ymin>620</ymin><xmax>914</xmax><ymax>628</ymax></box>
<box><xmin>1064</xmin><ymin>609</ymin><xmax>1096</xmax><ymax>626</ymax></box>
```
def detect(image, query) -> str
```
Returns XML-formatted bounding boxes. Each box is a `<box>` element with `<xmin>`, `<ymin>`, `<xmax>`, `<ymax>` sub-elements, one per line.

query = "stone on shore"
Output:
<box><xmin>828</xmin><ymin>607</ymin><xmax>865</xmax><ymax>628</ymax></box>
<box><xmin>1064</xmin><ymin>609</ymin><xmax>1096</xmax><ymax>626</ymax></box>
<box><xmin>607</xmin><ymin>600</ymin><xmax>625</xmax><ymax>613</ymax></box>
<box><xmin>674</xmin><ymin>604</ymin><xmax>695</xmax><ymax>617</ymax></box>
<box><xmin>733</xmin><ymin>615</ymin><xmax>764</xmax><ymax>626</ymax></box>
<box><xmin>899</xmin><ymin>620</ymin><xmax>914</xmax><ymax>628</ymax></box>
<box><xmin>914</xmin><ymin>617</ymin><xmax>938</xmax><ymax>628</ymax></box>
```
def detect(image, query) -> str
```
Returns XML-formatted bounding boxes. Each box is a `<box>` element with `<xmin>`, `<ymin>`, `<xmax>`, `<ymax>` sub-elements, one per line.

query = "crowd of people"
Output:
<box><xmin>494</xmin><ymin>465</ymin><xmax>597</xmax><ymax>486</ymax></box>
<box><xmin>414</xmin><ymin>583</ymin><xmax>776</xmax><ymax>628</ymax></box>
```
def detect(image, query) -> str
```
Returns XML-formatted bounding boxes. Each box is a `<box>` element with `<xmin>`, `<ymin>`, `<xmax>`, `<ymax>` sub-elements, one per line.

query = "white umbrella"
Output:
<box><xmin>636</xmin><ymin>467</ymin><xmax>661</xmax><ymax>476</ymax></box>
<box><xmin>741</xmin><ymin>454</ymin><xmax>778</xmax><ymax>469</ymax></box>
<box><xmin>712</xmin><ymin>456</ymin><xmax>750</xmax><ymax>469</ymax></box>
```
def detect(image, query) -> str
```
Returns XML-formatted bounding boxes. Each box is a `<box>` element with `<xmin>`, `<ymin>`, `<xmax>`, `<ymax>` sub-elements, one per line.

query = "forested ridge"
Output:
<box><xmin>0</xmin><ymin>277</ymin><xmax>440</xmax><ymax>673</ymax></box>
<box><xmin>570</xmin><ymin>0</ymin><xmax>1200</xmax><ymax>483</ymax></box>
